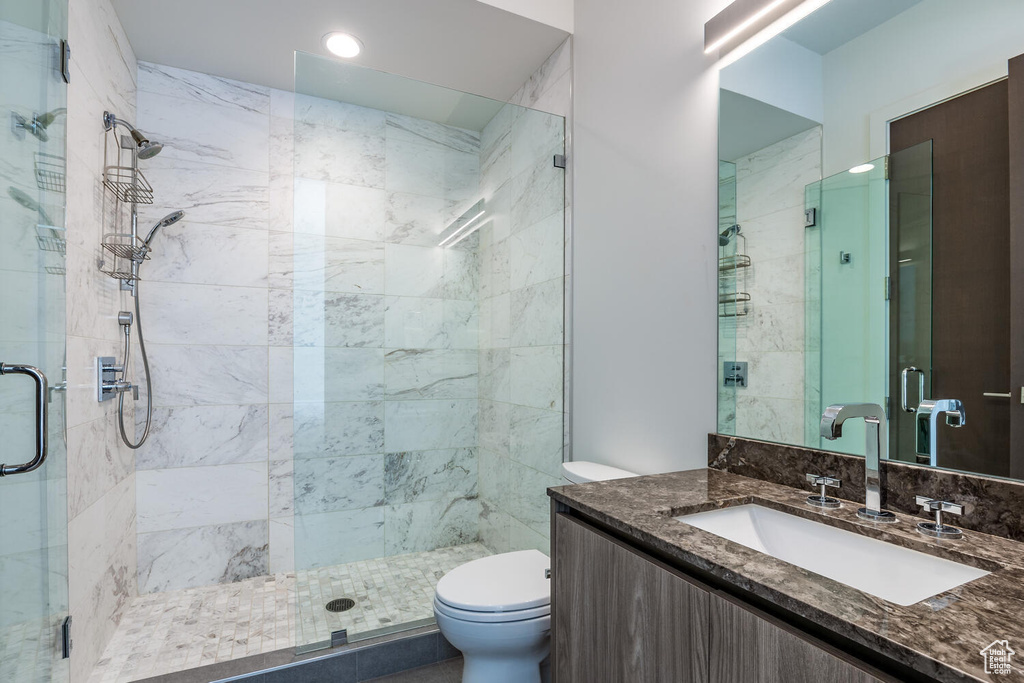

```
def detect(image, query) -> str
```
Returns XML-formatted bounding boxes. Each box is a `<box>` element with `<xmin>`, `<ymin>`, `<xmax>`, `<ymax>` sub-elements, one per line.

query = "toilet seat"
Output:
<box><xmin>434</xmin><ymin>549</ymin><xmax>551</xmax><ymax>618</ymax></box>
<box><xmin>434</xmin><ymin>596</ymin><xmax>550</xmax><ymax>623</ymax></box>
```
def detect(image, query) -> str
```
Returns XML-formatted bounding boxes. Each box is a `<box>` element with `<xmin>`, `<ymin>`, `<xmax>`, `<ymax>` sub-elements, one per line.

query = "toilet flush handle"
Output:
<box><xmin>545</xmin><ymin>568</ymin><xmax>551</xmax><ymax>579</ymax></box>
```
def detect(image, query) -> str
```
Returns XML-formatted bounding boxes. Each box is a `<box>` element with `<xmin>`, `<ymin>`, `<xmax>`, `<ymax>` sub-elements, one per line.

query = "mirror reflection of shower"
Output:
<box><xmin>98</xmin><ymin>111</ymin><xmax>183</xmax><ymax>449</ymax></box>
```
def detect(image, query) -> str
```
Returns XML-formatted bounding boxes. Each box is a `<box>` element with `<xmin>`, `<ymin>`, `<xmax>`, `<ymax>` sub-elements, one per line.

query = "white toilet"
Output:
<box><xmin>434</xmin><ymin>460</ymin><xmax>637</xmax><ymax>683</ymax></box>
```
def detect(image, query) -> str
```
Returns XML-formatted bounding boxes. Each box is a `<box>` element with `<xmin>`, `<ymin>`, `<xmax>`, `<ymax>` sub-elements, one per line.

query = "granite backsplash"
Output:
<box><xmin>709</xmin><ymin>434</ymin><xmax>1024</xmax><ymax>543</ymax></box>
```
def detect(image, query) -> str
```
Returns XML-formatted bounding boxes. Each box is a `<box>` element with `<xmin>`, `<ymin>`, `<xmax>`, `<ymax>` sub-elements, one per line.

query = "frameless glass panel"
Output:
<box><xmin>0</xmin><ymin>0</ymin><xmax>69</xmax><ymax>680</ymax></box>
<box><xmin>289</xmin><ymin>52</ymin><xmax>565</xmax><ymax>652</ymax></box>
<box><xmin>717</xmin><ymin>161</ymin><xmax>739</xmax><ymax>434</ymax></box>
<box><xmin>886</xmin><ymin>141</ymin><xmax>933</xmax><ymax>465</ymax></box>
<box><xmin>813</xmin><ymin>157</ymin><xmax>888</xmax><ymax>455</ymax></box>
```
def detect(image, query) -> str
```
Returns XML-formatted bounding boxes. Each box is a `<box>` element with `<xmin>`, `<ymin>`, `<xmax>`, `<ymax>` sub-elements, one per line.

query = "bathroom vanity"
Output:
<box><xmin>549</xmin><ymin>469</ymin><xmax>1024</xmax><ymax>682</ymax></box>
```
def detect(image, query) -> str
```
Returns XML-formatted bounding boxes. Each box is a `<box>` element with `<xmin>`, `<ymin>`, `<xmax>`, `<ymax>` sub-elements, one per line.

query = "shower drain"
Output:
<box><xmin>326</xmin><ymin>598</ymin><xmax>356</xmax><ymax>613</ymax></box>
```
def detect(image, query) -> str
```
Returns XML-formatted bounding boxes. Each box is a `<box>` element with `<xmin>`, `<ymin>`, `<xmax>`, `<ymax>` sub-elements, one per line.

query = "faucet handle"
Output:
<box><xmin>805</xmin><ymin>474</ymin><xmax>841</xmax><ymax>509</ymax></box>
<box><xmin>915</xmin><ymin>496</ymin><xmax>964</xmax><ymax>539</ymax></box>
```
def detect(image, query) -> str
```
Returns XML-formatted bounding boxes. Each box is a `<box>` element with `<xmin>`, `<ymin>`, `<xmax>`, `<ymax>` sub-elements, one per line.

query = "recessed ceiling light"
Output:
<box><xmin>849</xmin><ymin>163</ymin><xmax>875</xmax><ymax>174</ymax></box>
<box><xmin>324</xmin><ymin>32</ymin><xmax>363</xmax><ymax>59</ymax></box>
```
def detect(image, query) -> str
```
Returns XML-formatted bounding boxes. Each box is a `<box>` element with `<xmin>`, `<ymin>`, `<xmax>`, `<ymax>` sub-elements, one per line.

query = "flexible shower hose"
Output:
<box><xmin>117</xmin><ymin>279</ymin><xmax>154</xmax><ymax>449</ymax></box>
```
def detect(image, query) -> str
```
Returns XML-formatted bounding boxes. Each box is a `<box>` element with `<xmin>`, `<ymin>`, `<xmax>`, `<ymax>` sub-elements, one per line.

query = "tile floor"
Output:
<box><xmin>88</xmin><ymin>543</ymin><xmax>490</xmax><ymax>683</ymax></box>
<box><xmin>0</xmin><ymin>619</ymin><xmax>62</xmax><ymax>683</ymax></box>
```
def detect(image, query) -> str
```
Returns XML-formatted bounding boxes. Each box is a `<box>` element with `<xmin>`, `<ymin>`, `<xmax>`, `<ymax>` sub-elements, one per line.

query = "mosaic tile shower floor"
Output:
<box><xmin>89</xmin><ymin>543</ymin><xmax>490</xmax><ymax>683</ymax></box>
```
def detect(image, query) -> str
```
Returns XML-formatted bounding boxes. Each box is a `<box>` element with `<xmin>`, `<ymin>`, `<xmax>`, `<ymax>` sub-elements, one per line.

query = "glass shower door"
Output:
<box><xmin>0</xmin><ymin>0</ymin><xmax>70</xmax><ymax>681</ymax></box>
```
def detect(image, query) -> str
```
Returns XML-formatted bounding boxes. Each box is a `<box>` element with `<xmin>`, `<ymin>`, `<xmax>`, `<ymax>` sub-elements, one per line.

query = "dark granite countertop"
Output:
<box><xmin>548</xmin><ymin>468</ymin><xmax>1024</xmax><ymax>682</ymax></box>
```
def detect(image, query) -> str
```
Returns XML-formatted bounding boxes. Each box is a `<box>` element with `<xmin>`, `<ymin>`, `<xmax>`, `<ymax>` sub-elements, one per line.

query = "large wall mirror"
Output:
<box><xmin>716</xmin><ymin>0</ymin><xmax>1024</xmax><ymax>480</ymax></box>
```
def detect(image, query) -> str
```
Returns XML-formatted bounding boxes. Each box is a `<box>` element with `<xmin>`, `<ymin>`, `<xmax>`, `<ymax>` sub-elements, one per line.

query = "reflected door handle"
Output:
<box><xmin>0</xmin><ymin>363</ymin><xmax>49</xmax><ymax>476</ymax></box>
<box><xmin>901</xmin><ymin>367</ymin><xmax>925</xmax><ymax>413</ymax></box>
<box><xmin>983</xmin><ymin>392</ymin><xmax>1012</xmax><ymax>398</ymax></box>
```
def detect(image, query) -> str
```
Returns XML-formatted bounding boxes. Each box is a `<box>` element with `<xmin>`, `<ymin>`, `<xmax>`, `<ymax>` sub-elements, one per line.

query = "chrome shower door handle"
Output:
<box><xmin>901</xmin><ymin>367</ymin><xmax>925</xmax><ymax>413</ymax></box>
<box><xmin>0</xmin><ymin>363</ymin><xmax>49</xmax><ymax>476</ymax></box>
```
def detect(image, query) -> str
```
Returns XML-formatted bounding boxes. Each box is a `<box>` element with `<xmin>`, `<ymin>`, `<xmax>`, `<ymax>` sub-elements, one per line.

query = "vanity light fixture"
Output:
<box><xmin>706</xmin><ymin>0</ymin><xmax>835</xmax><ymax>66</ymax></box>
<box><xmin>324</xmin><ymin>32</ymin><xmax>363</xmax><ymax>59</ymax></box>
<box><xmin>849</xmin><ymin>163</ymin><xmax>875</xmax><ymax>174</ymax></box>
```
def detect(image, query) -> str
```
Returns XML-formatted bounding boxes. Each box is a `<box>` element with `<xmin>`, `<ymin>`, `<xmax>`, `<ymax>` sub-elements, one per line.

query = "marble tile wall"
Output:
<box><xmin>64</xmin><ymin>0</ymin><xmax>141</xmax><ymax>680</ymax></box>
<box><xmin>477</xmin><ymin>39</ymin><xmax>571</xmax><ymax>556</ymax></box>
<box><xmin>729</xmin><ymin>127</ymin><xmax>821</xmax><ymax>446</ymax></box>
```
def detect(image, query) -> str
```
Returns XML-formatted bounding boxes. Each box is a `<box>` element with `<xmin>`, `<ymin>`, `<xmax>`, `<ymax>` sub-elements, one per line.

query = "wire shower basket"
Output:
<box><xmin>102</xmin><ymin>165</ymin><xmax>154</xmax><ymax>204</ymax></box>
<box><xmin>34</xmin><ymin>152</ymin><xmax>66</xmax><ymax>193</ymax></box>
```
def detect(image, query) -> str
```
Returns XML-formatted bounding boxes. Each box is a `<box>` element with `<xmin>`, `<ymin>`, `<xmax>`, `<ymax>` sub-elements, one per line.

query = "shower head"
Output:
<box><xmin>7</xmin><ymin>186</ymin><xmax>54</xmax><ymax>227</ymax></box>
<box><xmin>103</xmin><ymin>111</ymin><xmax>164</xmax><ymax>159</ymax></box>
<box><xmin>131</xmin><ymin>129</ymin><xmax>164</xmax><ymax>160</ymax></box>
<box><xmin>719</xmin><ymin>224</ymin><xmax>741</xmax><ymax>247</ymax></box>
<box><xmin>143</xmin><ymin>210</ymin><xmax>185</xmax><ymax>246</ymax></box>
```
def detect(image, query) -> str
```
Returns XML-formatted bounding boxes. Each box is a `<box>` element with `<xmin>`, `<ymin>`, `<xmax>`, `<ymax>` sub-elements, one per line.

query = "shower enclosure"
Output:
<box><xmin>0</xmin><ymin>0</ymin><xmax>70</xmax><ymax>681</ymax></box>
<box><xmin>284</xmin><ymin>52</ymin><xmax>567</xmax><ymax>652</ymax></box>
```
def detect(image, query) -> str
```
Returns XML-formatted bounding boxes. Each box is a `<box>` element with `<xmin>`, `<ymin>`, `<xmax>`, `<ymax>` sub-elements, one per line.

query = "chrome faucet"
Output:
<box><xmin>915</xmin><ymin>399</ymin><xmax>965</xmax><ymax>467</ymax></box>
<box><xmin>820</xmin><ymin>403</ymin><xmax>897</xmax><ymax>523</ymax></box>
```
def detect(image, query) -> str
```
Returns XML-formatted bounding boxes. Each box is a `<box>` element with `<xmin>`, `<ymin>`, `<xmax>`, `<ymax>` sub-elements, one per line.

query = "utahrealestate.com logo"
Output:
<box><xmin>981</xmin><ymin>640</ymin><xmax>1015</xmax><ymax>675</ymax></box>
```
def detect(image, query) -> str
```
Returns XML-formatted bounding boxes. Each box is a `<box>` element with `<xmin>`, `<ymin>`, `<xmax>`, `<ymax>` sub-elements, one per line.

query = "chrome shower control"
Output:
<box><xmin>915</xmin><ymin>496</ymin><xmax>964</xmax><ymax>539</ymax></box>
<box><xmin>805</xmin><ymin>473</ymin><xmax>841</xmax><ymax>508</ymax></box>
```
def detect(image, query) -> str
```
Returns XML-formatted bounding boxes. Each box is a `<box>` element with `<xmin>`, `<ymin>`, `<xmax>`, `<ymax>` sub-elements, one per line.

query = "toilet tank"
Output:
<box><xmin>561</xmin><ymin>461</ymin><xmax>637</xmax><ymax>485</ymax></box>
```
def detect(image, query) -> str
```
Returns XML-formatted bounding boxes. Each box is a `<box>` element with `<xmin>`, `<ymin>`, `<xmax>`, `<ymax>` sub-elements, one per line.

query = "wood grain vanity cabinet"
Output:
<box><xmin>552</xmin><ymin>512</ymin><xmax>894</xmax><ymax>683</ymax></box>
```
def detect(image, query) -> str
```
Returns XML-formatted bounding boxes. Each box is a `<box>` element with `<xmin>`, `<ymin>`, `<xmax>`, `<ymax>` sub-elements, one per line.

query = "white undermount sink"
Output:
<box><xmin>675</xmin><ymin>504</ymin><xmax>990</xmax><ymax>606</ymax></box>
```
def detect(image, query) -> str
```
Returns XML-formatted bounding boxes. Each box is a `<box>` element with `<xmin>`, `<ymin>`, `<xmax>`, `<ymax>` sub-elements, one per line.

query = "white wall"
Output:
<box><xmin>572</xmin><ymin>0</ymin><xmax>725</xmax><ymax>475</ymax></box>
<box><xmin>476</xmin><ymin>0</ymin><xmax>574</xmax><ymax>33</ymax></box>
<box><xmin>822</xmin><ymin>0</ymin><xmax>1024</xmax><ymax>175</ymax></box>
<box><xmin>720</xmin><ymin>37</ymin><xmax>823</xmax><ymax>123</ymax></box>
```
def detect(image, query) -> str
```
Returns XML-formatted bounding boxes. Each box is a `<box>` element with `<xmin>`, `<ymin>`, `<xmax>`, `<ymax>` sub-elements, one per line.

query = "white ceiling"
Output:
<box><xmin>110</xmin><ymin>0</ymin><xmax>570</xmax><ymax>103</ymax></box>
<box><xmin>782</xmin><ymin>0</ymin><xmax>923</xmax><ymax>55</ymax></box>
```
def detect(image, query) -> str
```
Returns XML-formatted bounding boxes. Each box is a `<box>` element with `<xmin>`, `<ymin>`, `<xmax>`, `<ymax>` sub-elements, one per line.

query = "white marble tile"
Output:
<box><xmin>294</xmin><ymin>508</ymin><xmax>385</xmax><ymax>569</ymax></box>
<box><xmin>138</xmin><ymin>89</ymin><xmax>270</xmax><ymax>172</ymax></box>
<box><xmin>66</xmin><ymin>414</ymin><xmax>134</xmax><ymax>520</ymax></box>
<box><xmin>293</xmin><ymin>176</ymin><xmax>326</xmax><ymax>234</ymax></box>
<box><xmin>136</xmin><ymin>405</ymin><xmax>269</xmax><ymax>470</ymax></box>
<box><xmin>509</xmin><ymin>211</ymin><xmax>564</xmax><ymax>290</ymax></box>
<box><xmin>509</xmin><ymin>517</ymin><xmax>550</xmax><ymax>555</ymax></box>
<box><xmin>507</xmin><ymin>461</ymin><xmax>559</xmax><ymax>537</ymax></box>
<box><xmin>384</xmin><ymin>348</ymin><xmax>478</xmax><ymax>400</ymax></box>
<box><xmin>142</xmin><ymin>158</ymin><xmax>269</xmax><ymax>230</ymax></box>
<box><xmin>478</xmin><ymin>399</ymin><xmax>511</xmax><ymax>456</ymax></box>
<box><xmin>511</xmin><ymin>38</ymin><xmax>571</xmax><ymax>113</ymax></box>
<box><xmin>286</xmin><ymin>401</ymin><xmax>385</xmax><ymax>459</ymax></box>
<box><xmin>268</xmin><ymin>517</ymin><xmax>295</xmax><ymax>574</ymax></box>
<box><xmin>510</xmin><ymin>346</ymin><xmax>563</xmax><ymax>411</ymax></box>
<box><xmin>511</xmin><ymin>107</ymin><xmax>564</xmax><ymax>179</ymax></box>
<box><xmin>146</xmin><ymin>344</ymin><xmax>268</xmax><ymax>406</ymax></box>
<box><xmin>140</xmin><ymin>221</ymin><xmax>269</xmax><ymax>288</ymax></box>
<box><xmin>479</xmin><ymin>292</ymin><xmax>511</xmax><ymax>349</ymax></box>
<box><xmin>322</xmin><ymin>348</ymin><xmax>385</xmax><ymax>402</ymax></box>
<box><xmin>384</xmin><ymin>243</ymin><xmax>445</xmax><ymax>297</ymax></box>
<box><xmin>293</xmin><ymin>454</ymin><xmax>385</xmax><ymax>514</ymax></box>
<box><xmin>323</xmin><ymin>183</ymin><xmax>386</xmax><ymax>241</ymax></box>
<box><xmin>272</xmin><ymin>290</ymin><xmax>386</xmax><ymax>348</ymax></box>
<box><xmin>136</xmin><ymin>462</ymin><xmax>268</xmax><ymax>533</ymax></box>
<box><xmin>383</xmin><ymin>448</ymin><xmax>477</xmax><ymax>504</ymax></box>
<box><xmin>294</xmin><ymin>121</ymin><xmax>386</xmax><ymax>188</ymax></box>
<box><xmin>444</xmin><ymin>246</ymin><xmax>479</xmax><ymax>301</ymax></box>
<box><xmin>138</xmin><ymin>62</ymin><xmax>270</xmax><ymax>115</ymax></box>
<box><xmin>385</xmin><ymin>136</ymin><xmax>446</xmax><ymax>197</ymax></box>
<box><xmin>511</xmin><ymin>151</ymin><xmax>564</xmax><ymax>234</ymax></box>
<box><xmin>510</xmin><ymin>278</ymin><xmax>564</xmax><ymax>347</ymax></box>
<box><xmin>268</xmin><ymin>458</ymin><xmax>293</xmax><ymax>518</ymax></box>
<box><xmin>383</xmin><ymin>296</ymin><xmax>446</xmax><ymax>349</ymax></box>
<box><xmin>137</xmin><ymin>521</ymin><xmax>269</xmax><ymax>594</ymax></box>
<box><xmin>510</xmin><ymin>405</ymin><xmax>563</xmax><ymax>478</ymax></box>
<box><xmin>386</xmin><ymin>113</ymin><xmax>480</xmax><ymax>154</ymax></box>
<box><xmin>269</xmin><ymin>231</ymin><xmax>385</xmax><ymax>294</ymax></box>
<box><xmin>444</xmin><ymin>299</ymin><xmax>479</xmax><ymax>350</ymax></box>
<box><xmin>383</xmin><ymin>497</ymin><xmax>480</xmax><ymax>556</ymax></box>
<box><xmin>292</xmin><ymin>94</ymin><xmax>387</xmax><ymax>134</ymax></box>
<box><xmin>383</xmin><ymin>399</ymin><xmax>478</xmax><ymax>452</ymax></box>
<box><xmin>141</xmin><ymin>282</ymin><xmax>268</xmax><ymax>346</ymax></box>
<box><xmin>385</xmin><ymin>192</ymin><xmax>446</xmax><ymax>246</ymax></box>
<box><xmin>478</xmin><ymin>500</ymin><xmax>511</xmax><ymax>554</ymax></box>
<box><xmin>479</xmin><ymin>348</ymin><xmax>511</xmax><ymax>403</ymax></box>
<box><xmin>270</xmin><ymin>346</ymin><xmax>296</xmax><ymax>404</ymax></box>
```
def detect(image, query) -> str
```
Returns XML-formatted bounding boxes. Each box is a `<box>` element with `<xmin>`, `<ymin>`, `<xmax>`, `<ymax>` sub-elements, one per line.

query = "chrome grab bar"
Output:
<box><xmin>901</xmin><ymin>367</ymin><xmax>925</xmax><ymax>413</ymax></box>
<box><xmin>0</xmin><ymin>363</ymin><xmax>49</xmax><ymax>476</ymax></box>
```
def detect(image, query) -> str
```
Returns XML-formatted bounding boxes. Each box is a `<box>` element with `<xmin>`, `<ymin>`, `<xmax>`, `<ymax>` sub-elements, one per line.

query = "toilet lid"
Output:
<box><xmin>435</xmin><ymin>550</ymin><xmax>550</xmax><ymax>612</ymax></box>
